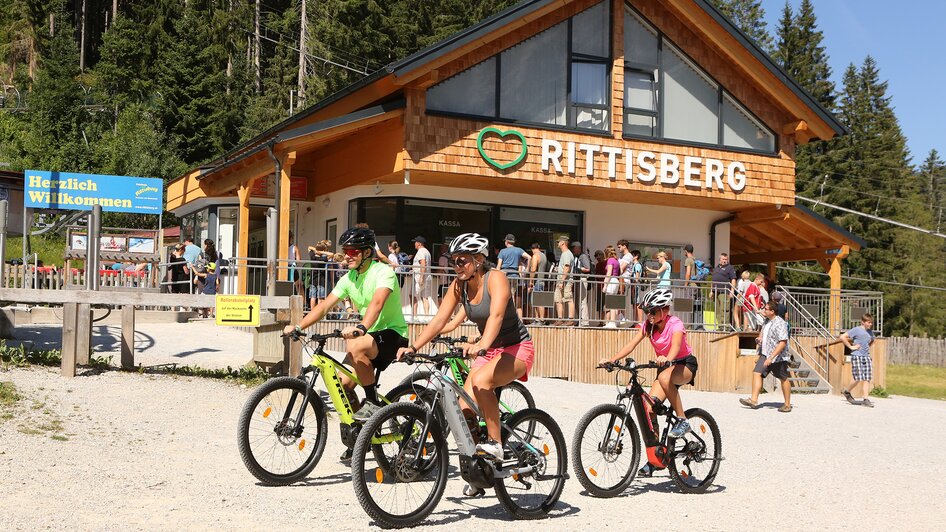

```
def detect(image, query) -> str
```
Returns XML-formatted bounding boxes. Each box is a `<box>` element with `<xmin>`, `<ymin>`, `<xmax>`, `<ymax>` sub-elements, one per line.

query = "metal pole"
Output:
<box><xmin>86</xmin><ymin>205</ymin><xmax>102</xmax><ymax>290</ymax></box>
<box><xmin>266</xmin><ymin>207</ymin><xmax>277</xmax><ymax>296</ymax></box>
<box><xmin>0</xmin><ymin>200</ymin><xmax>7</xmax><ymax>288</ymax></box>
<box><xmin>21</xmin><ymin>206</ymin><xmax>30</xmax><ymax>288</ymax></box>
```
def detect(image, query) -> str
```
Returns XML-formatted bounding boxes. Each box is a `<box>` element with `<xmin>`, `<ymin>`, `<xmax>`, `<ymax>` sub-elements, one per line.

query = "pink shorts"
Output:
<box><xmin>471</xmin><ymin>340</ymin><xmax>535</xmax><ymax>382</ymax></box>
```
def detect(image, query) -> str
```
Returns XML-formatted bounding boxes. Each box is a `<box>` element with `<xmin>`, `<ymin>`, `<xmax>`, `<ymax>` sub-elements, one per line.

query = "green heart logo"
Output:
<box><xmin>477</xmin><ymin>127</ymin><xmax>527</xmax><ymax>171</ymax></box>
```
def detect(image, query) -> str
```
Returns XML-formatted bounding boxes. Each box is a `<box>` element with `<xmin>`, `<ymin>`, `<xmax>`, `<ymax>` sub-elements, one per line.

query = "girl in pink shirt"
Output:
<box><xmin>600</xmin><ymin>288</ymin><xmax>699</xmax><ymax>447</ymax></box>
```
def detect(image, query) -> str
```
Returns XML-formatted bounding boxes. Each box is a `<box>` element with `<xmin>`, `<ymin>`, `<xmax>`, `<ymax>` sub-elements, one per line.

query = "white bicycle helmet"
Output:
<box><xmin>449</xmin><ymin>232</ymin><xmax>489</xmax><ymax>256</ymax></box>
<box><xmin>640</xmin><ymin>288</ymin><xmax>673</xmax><ymax>312</ymax></box>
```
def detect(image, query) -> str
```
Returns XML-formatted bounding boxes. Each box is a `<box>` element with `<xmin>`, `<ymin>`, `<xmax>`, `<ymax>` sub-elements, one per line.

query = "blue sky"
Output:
<box><xmin>759</xmin><ymin>0</ymin><xmax>945</xmax><ymax>164</ymax></box>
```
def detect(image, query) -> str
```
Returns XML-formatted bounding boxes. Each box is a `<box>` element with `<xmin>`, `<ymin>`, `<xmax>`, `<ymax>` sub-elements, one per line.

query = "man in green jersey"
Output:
<box><xmin>284</xmin><ymin>227</ymin><xmax>408</xmax><ymax>426</ymax></box>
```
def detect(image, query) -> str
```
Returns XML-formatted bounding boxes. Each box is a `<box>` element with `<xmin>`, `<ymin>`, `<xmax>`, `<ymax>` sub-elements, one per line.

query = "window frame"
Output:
<box><xmin>622</xmin><ymin>4</ymin><xmax>778</xmax><ymax>156</ymax></box>
<box><xmin>426</xmin><ymin>1</ymin><xmax>612</xmax><ymax>136</ymax></box>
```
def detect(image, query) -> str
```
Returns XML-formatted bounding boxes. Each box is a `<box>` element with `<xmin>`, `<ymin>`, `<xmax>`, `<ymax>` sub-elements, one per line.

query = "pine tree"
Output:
<box><xmin>708</xmin><ymin>0</ymin><xmax>774</xmax><ymax>53</ymax></box>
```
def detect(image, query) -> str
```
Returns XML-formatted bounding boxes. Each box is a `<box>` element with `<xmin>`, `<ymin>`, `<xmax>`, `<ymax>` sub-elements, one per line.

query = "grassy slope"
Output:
<box><xmin>886</xmin><ymin>364</ymin><xmax>946</xmax><ymax>401</ymax></box>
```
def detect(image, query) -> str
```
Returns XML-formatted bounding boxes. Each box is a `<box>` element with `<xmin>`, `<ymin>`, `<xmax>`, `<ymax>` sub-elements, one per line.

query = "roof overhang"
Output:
<box><xmin>729</xmin><ymin>203</ymin><xmax>865</xmax><ymax>264</ymax></box>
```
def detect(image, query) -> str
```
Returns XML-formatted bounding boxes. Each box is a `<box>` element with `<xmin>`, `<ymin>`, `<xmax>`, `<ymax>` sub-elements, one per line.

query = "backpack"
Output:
<box><xmin>692</xmin><ymin>259</ymin><xmax>710</xmax><ymax>282</ymax></box>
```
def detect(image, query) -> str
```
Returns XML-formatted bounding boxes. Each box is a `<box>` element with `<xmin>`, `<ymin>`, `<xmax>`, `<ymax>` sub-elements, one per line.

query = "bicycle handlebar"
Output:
<box><xmin>281</xmin><ymin>329</ymin><xmax>345</xmax><ymax>342</ymax></box>
<box><xmin>597</xmin><ymin>359</ymin><xmax>667</xmax><ymax>372</ymax></box>
<box><xmin>431</xmin><ymin>335</ymin><xmax>469</xmax><ymax>346</ymax></box>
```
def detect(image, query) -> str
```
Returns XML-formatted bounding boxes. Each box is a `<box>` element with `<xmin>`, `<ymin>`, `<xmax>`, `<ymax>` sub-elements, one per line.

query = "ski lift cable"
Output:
<box><xmin>795</xmin><ymin>195</ymin><xmax>946</xmax><ymax>240</ymax></box>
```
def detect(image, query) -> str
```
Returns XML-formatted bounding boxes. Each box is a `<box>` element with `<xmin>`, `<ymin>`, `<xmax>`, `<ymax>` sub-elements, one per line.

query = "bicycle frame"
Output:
<box><xmin>427</xmin><ymin>356</ymin><xmax>521</xmax><ymax>415</ymax></box>
<box><xmin>409</xmin><ymin>359</ymin><xmax>544</xmax><ymax>480</ymax></box>
<box><xmin>288</xmin><ymin>337</ymin><xmax>396</xmax><ymax>445</ymax></box>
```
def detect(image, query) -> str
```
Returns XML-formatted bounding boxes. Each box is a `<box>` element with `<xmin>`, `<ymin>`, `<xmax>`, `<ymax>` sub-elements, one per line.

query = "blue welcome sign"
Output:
<box><xmin>24</xmin><ymin>170</ymin><xmax>164</xmax><ymax>214</ymax></box>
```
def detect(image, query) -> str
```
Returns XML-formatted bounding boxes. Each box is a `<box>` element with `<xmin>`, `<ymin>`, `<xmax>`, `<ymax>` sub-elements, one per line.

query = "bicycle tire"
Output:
<box><xmin>237</xmin><ymin>376</ymin><xmax>328</xmax><ymax>485</ymax></box>
<box><xmin>396</xmin><ymin>369</ymin><xmax>434</xmax><ymax>388</ymax></box>
<box><xmin>494</xmin><ymin>408</ymin><xmax>568</xmax><ymax>520</ymax></box>
<box><xmin>571</xmin><ymin>403</ymin><xmax>641</xmax><ymax>498</ymax></box>
<box><xmin>376</xmin><ymin>382</ymin><xmax>447</xmax><ymax>468</ymax></box>
<box><xmin>351</xmin><ymin>402</ymin><xmax>448</xmax><ymax>528</ymax></box>
<box><xmin>496</xmin><ymin>381</ymin><xmax>536</xmax><ymax>416</ymax></box>
<box><xmin>667</xmin><ymin>407</ymin><xmax>721</xmax><ymax>494</ymax></box>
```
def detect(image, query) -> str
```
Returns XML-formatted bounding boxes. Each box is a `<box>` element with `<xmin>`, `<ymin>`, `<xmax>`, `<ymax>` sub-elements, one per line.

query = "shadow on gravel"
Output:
<box><xmin>267</xmin><ymin>472</ymin><xmax>353</xmax><ymax>488</ymax></box>
<box><xmin>601</xmin><ymin>478</ymin><xmax>727</xmax><ymax>497</ymax></box>
<box><xmin>173</xmin><ymin>347</ymin><xmax>222</xmax><ymax>358</ymax></box>
<box><xmin>385</xmin><ymin>498</ymin><xmax>581</xmax><ymax>527</ymax></box>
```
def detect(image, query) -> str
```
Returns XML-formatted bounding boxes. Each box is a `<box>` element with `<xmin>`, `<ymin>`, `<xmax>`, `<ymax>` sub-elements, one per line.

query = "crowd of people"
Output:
<box><xmin>284</xmin><ymin>228</ymin><xmax>789</xmax><ymax>333</ymax></box>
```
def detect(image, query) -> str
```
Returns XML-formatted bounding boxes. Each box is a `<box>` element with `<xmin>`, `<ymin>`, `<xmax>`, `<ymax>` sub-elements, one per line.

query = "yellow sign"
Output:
<box><xmin>215</xmin><ymin>295</ymin><xmax>261</xmax><ymax>327</ymax></box>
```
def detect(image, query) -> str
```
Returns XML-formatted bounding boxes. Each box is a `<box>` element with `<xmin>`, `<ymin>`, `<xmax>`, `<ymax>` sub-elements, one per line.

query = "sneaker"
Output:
<box><xmin>861</xmin><ymin>398</ymin><xmax>874</xmax><ymax>408</ymax></box>
<box><xmin>463</xmin><ymin>484</ymin><xmax>486</xmax><ymax>497</ymax></box>
<box><xmin>739</xmin><ymin>398</ymin><xmax>760</xmax><ymax>409</ymax></box>
<box><xmin>339</xmin><ymin>447</ymin><xmax>353</xmax><ymax>462</ymax></box>
<box><xmin>638</xmin><ymin>463</ymin><xmax>657</xmax><ymax>478</ymax></box>
<box><xmin>475</xmin><ymin>439</ymin><xmax>504</xmax><ymax>462</ymax></box>
<box><xmin>669</xmin><ymin>419</ymin><xmax>691</xmax><ymax>438</ymax></box>
<box><xmin>843</xmin><ymin>390</ymin><xmax>858</xmax><ymax>405</ymax></box>
<box><xmin>353</xmin><ymin>400</ymin><xmax>383</xmax><ymax>422</ymax></box>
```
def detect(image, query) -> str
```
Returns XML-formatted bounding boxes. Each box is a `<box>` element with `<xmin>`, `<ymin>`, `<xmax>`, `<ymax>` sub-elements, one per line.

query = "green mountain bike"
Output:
<box><xmin>236</xmin><ymin>329</ymin><xmax>396</xmax><ymax>485</ymax></box>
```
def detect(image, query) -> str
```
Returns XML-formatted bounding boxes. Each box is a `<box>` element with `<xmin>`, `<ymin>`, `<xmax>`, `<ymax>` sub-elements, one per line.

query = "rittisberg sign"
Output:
<box><xmin>477</xmin><ymin>128</ymin><xmax>748</xmax><ymax>193</ymax></box>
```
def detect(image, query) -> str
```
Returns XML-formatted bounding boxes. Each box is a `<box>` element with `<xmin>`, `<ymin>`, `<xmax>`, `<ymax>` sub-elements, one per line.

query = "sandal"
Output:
<box><xmin>739</xmin><ymin>398</ymin><xmax>759</xmax><ymax>409</ymax></box>
<box><xmin>778</xmin><ymin>405</ymin><xmax>792</xmax><ymax>413</ymax></box>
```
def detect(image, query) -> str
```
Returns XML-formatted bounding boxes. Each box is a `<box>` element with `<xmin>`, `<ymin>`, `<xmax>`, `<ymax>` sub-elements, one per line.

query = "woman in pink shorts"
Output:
<box><xmin>399</xmin><ymin>232</ymin><xmax>533</xmax><ymax>471</ymax></box>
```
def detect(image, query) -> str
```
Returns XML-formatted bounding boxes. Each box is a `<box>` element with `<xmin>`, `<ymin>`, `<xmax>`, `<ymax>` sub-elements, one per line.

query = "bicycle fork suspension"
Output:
<box><xmin>287</xmin><ymin>369</ymin><xmax>319</xmax><ymax>435</ymax></box>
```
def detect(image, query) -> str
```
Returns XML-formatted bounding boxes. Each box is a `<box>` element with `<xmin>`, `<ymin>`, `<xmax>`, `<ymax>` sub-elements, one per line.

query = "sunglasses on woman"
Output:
<box><xmin>451</xmin><ymin>256</ymin><xmax>472</xmax><ymax>268</ymax></box>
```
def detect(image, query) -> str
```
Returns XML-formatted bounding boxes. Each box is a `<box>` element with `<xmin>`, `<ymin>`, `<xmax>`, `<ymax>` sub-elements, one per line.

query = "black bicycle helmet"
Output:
<box><xmin>640</xmin><ymin>288</ymin><xmax>673</xmax><ymax>313</ymax></box>
<box><xmin>339</xmin><ymin>227</ymin><xmax>376</xmax><ymax>249</ymax></box>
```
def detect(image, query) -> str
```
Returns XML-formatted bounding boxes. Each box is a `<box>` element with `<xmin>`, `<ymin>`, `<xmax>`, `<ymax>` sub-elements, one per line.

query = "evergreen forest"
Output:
<box><xmin>0</xmin><ymin>0</ymin><xmax>944</xmax><ymax>337</ymax></box>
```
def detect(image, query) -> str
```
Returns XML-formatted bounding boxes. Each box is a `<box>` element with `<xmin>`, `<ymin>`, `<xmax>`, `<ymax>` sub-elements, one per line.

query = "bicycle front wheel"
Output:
<box><xmin>237</xmin><ymin>376</ymin><xmax>328</xmax><ymax>485</ymax></box>
<box><xmin>494</xmin><ymin>408</ymin><xmax>567</xmax><ymax>520</ymax></box>
<box><xmin>351</xmin><ymin>402</ymin><xmax>448</xmax><ymax>528</ymax></box>
<box><xmin>667</xmin><ymin>407</ymin><xmax>721</xmax><ymax>493</ymax></box>
<box><xmin>571</xmin><ymin>403</ymin><xmax>640</xmax><ymax>497</ymax></box>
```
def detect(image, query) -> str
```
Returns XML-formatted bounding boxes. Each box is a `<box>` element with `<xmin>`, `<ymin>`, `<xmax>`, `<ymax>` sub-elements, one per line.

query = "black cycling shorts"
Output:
<box><xmin>367</xmin><ymin>329</ymin><xmax>409</xmax><ymax>372</ymax></box>
<box><xmin>656</xmin><ymin>354</ymin><xmax>699</xmax><ymax>386</ymax></box>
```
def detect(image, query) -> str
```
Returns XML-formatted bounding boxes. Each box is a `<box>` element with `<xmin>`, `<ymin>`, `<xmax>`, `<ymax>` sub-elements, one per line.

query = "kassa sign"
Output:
<box><xmin>24</xmin><ymin>170</ymin><xmax>164</xmax><ymax>214</ymax></box>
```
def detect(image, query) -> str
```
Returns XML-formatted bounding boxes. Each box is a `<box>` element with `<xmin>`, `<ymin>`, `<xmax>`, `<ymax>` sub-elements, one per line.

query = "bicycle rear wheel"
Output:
<box><xmin>571</xmin><ymin>403</ymin><xmax>640</xmax><ymax>497</ymax></box>
<box><xmin>667</xmin><ymin>407</ymin><xmax>721</xmax><ymax>493</ymax></box>
<box><xmin>496</xmin><ymin>381</ymin><xmax>535</xmax><ymax>422</ymax></box>
<box><xmin>494</xmin><ymin>408</ymin><xmax>567</xmax><ymax>520</ymax></box>
<box><xmin>351</xmin><ymin>402</ymin><xmax>448</xmax><ymax>528</ymax></box>
<box><xmin>237</xmin><ymin>376</ymin><xmax>328</xmax><ymax>485</ymax></box>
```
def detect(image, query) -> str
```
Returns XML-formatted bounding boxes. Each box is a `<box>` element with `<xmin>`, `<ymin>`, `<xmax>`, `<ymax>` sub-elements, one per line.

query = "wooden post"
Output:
<box><xmin>827</xmin><ymin>245</ymin><xmax>850</xmax><ymax>335</ymax></box>
<box><xmin>288</xmin><ymin>295</ymin><xmax>304</xmax><ymax>377</ymax></box>
<box><xmin>237</xmin><ymin>178</ymin><xmax>255</xmax><ymax>294</ymax></box>
<box><xmin>61</xmin><ymin>303</ymin><xmax>77</xmax><ymax>377</ymax></box>
<box><xmin>767</xmin><ymin>262</ymin><xmax>777</xmax><ymax>283</ymax></box>
<box><xmin>277</xmin><ymin>151</ymin><xmax>296</xmax><ymax>281</ymax></box>
<box><xmin>75</xmin><ymin>303</ymin><xmax>91</xmax><ymax>365</ymax></box>
<box><xmin>121</xmin><ymin>305</ymin><xmax>135</xmax><ymax>368</ymax></box>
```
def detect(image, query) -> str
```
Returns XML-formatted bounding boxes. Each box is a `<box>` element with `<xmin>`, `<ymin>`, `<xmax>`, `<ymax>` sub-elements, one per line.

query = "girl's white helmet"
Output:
<box><xmin>448</xmin><ymin>232</ymin><xmax>489</xmax><ymax>256</ymax></box>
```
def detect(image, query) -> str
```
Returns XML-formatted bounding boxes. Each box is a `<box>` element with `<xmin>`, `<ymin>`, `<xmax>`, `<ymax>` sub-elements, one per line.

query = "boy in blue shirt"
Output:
<box><xmin>839</xmin><ymin>313</ymin><xmax>876</xmax><ymax>407</ymax></box>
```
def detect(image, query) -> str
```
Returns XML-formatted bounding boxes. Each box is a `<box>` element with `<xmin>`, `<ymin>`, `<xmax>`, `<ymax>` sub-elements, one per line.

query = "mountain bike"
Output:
<box><xmin>392</xmin><ymin>335</ymin><xmax>535</xmax><ymax>425</ymax></box>
<box><xmin>571</xmin><ymin>358</ymin><xmax>722</xmax><ymax>496</ymax></box>
<box><xmin>236</xmin><ymin>329</ymin><xmax>397</xmax><ymax>485</ymax></box>
<box><xmin>350</xmin><ymin>348</ymin><xmax>568</xmax><ymax>528</ymax></box>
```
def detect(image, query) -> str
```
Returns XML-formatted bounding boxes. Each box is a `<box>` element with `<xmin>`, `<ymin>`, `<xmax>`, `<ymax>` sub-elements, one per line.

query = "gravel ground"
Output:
<box><xmin>1</xmin><ymin>322</ymin><xmax>945</xmax><ymax>530</ymax></box>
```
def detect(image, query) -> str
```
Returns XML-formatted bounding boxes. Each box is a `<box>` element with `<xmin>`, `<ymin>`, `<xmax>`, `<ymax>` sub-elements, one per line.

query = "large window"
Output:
<box><xmin>623</xmin><ymin>4</ymin><xmax>776</xmax><ymax>153</ymax></box>
<box><xmin>426</xmin><ymin>1</ymin><xmax>610</xmax><ymax>133</ymax></box>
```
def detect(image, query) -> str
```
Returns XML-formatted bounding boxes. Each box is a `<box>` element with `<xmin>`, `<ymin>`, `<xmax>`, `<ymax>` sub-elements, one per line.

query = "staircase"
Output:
<box><xmin>778</xmin><ymin>287</ymin><xmax>835</xmax><ymax>394</ymax></box>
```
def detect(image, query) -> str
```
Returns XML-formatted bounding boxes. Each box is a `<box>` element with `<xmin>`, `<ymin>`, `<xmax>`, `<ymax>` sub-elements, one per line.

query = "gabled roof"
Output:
<box><xmin>190</xmin><ymin>0</ymin><xmax>845</xmax><ymax>179</ymax></box>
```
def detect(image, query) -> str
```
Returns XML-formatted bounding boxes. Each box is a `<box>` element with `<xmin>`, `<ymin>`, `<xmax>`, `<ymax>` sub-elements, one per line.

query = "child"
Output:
<box><xmin>193</xmin><ymin>262</ymin><xmax>219</xmax><ymax>318</ymax></box>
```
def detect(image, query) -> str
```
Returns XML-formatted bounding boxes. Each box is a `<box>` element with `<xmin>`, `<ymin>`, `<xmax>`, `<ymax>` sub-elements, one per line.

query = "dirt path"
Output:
<box><xmin>2</xmin><ymin>360</ymin><xmax>945</xmax><ymax>530</ymax></box>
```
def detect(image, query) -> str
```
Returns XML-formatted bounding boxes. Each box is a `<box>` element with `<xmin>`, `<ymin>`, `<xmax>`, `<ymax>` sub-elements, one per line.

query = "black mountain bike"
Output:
<box><xmin>571</xmin><ymin>359</ymin><xmax>722</xmax><ymax>496</ymax></box>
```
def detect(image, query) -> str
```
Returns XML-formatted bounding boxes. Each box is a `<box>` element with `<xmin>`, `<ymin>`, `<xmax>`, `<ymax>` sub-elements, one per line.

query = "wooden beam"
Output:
<box><xmin>0</xmin><ymin>288</ymin><xmax>290</xmax><ymax>308</ymax></box>
<box><xmin>206</xmin><ymin>154</ymin><xmax>272</xmax><ymax>197</ymax></box>
<box><xmin>277</xmin><ymin>151</ymin><xmax>296</xmax><ymax>282</ymax></box>
<box><xmin>121</xmin><ymin>305</ymin><xmax>135</xmax><ymax>369</ymax></box>
<box><xmin>75</xmin><ymin>302</ymin><xmax>91</xmax><ymax>365</ymax></box>
<box><xmin>787</xmin><ymin>207</ymin><xmax>862</xmax><ymax>251</ymax></box>
<box><xmin>731</xmin><ymin>212</ymin><xmax>790</xmax><ymax>227</ymax></box>
<box><xmin>237</xmin><ymin>179</ymin><xmax>254</xmax><ymax>294</ymax></box>
<box><xmin>274</xmin><ymin>108</ymin><xmax>403</xmax><ymax>153</ymax></box>
<box><xmin>61</xmin><ymin>302</ymin><xmax>77</xmax><ymax>378</ymax></box>
<box><xmin>731</xmin><ymin>247</ymin><xmax>850</xmax><ymax>265</ymax></box>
